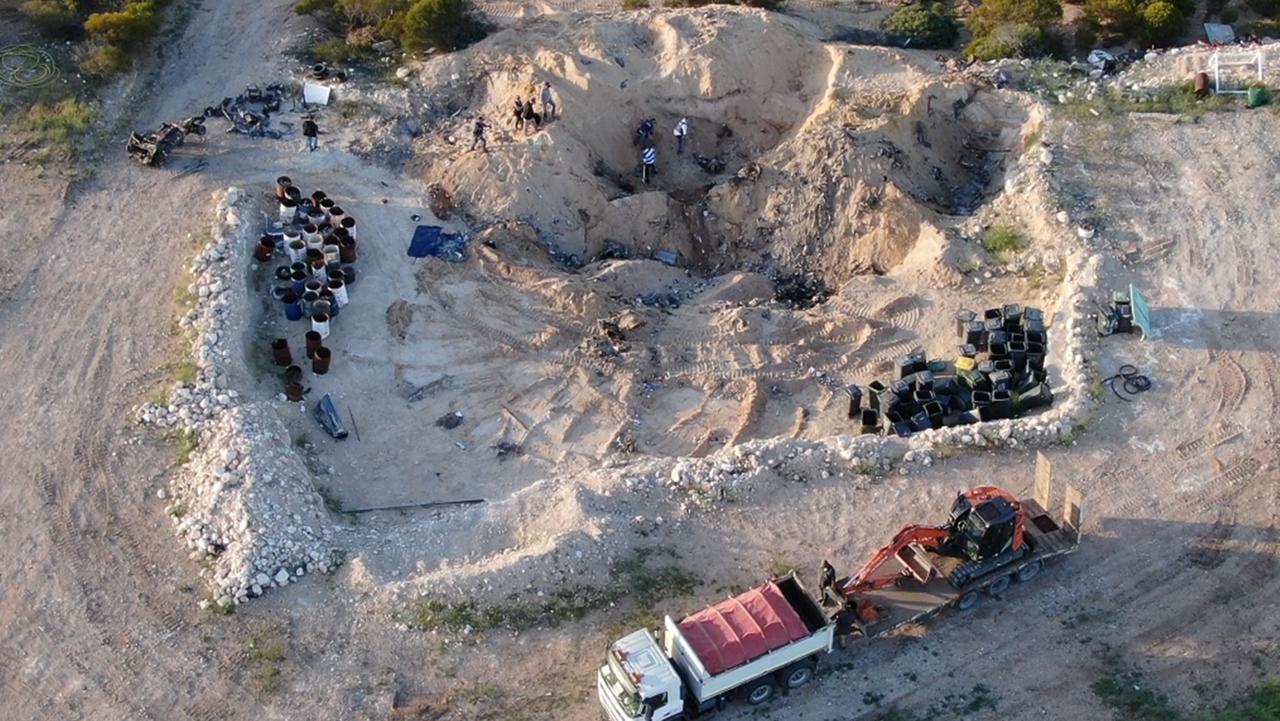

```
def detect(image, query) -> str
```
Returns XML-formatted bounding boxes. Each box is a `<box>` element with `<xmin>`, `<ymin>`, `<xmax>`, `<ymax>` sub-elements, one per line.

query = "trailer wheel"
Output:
<box><xmin>780</xmin><ymin>661</ymin><xmax>816</xmax><ymax>689</ymax></box>
<box><xmin>1015</xmin><ymin>560</ymin><xmax>1043</xmax><ymax>583</ymax></box>
<box><xmin>985</xmin><ymin>575</ymin><xmax>1011</xmax><ymax>596</ymax></box>
<box><xmin>956</xmin><ymin>590</ymin><xmax>980</xmax><ymax>611</ymax></box>
<box><xmin>745</xmin><ymin>679</ymin><xmax>777</xmax><ymax>705</ymax></box>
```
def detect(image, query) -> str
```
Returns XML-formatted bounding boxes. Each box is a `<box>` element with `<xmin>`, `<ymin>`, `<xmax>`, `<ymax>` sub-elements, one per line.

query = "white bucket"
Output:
<box><xmin>329</xmin><ymin>281</ymin><xmax>349</xmax><ymax>308</ymax></box>
<box><xmin>311</xmin><ymin>265</ymin><xmax>328</xmax><ymax>285</ymax></box>
<box><xmin>283</xmin><ymin>229</ymin><xmax>301</xmax><ymax>245</ymax></box>
<box><xmin>279</xmin><ymin>203</ymin><xmax>297</xmax><ymax>223</ymax></box>
<box><xmin>324</xmin><ymin>245</ymin><xmax>341</xmax><ymax>266</ymax></box>
<box><xmin>311</xmin><ymin>313</ymin><xmax>330</xmax><ymax>339</ymax></box>
<box><xmin>287</xmin><ymin>240</ymin><xmax>306</xmax><ymax>264</ymax></box>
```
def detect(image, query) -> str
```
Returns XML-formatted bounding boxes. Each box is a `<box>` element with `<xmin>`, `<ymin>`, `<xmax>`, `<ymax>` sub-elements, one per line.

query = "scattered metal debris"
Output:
<box><xmin>313</xmin><ymin>393</ymin><xmax>349</xmax><ymax>439</ymax></box>
<box><xmin>435</xmin><ymin>410</ymin><xmax>464</xmax><ymax>429</ymax></box>
<box><xmin>126</xmin><ymin>116</ymin><xmax>206</xmax><ymax>167</ymax></box>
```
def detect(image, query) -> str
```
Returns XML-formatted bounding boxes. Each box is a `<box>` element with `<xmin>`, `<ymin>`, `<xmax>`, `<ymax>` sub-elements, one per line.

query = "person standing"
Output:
<box><xmin>302</xmin><ymin>116</ymin><xmax>319</xmax><ymax>152</ymax></box>
<box><xmin>471</xmin><ymin>116</ymin><xmax>488</xmax><ymax>152</ymax></box>
<box><xmin>673</xmin><ymin>117</ymin><xmax>689</xmax><ymax>155</ymax></box>
<box><xmin>513</xmin><ymin>97</ymin><xmax>525</xmax><ymax>131</ymax></box>
<box><xmin>522</xmin><ymin>98</ymin><xmax>541</xmax><ymax>134</ymax></box>
<box><xmin>636</xmin><ymin>117</ymin><xmax>655</xmax><ymax>146</ymax></box>
<box><xmin>540</xmin><ymin>81</ymin><xmax>557</xmax><ymax>120</ymax></box>
<box><xmin>641</xmin><ymin>144</ymin><xmax>657</xmax><ymax>184</ymax></box>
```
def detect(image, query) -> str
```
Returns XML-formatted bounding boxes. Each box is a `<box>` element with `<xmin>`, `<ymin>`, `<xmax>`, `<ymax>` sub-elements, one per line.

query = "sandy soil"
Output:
<box><xmin>0</xmin><ymin>2</ymin><xmax>1277</xmax><ymax>721</ymax></box>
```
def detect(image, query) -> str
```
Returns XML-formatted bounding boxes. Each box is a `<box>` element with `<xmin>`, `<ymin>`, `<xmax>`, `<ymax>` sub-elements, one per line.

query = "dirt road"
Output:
<box><xmin>0</xmin><ymin>2</ymin><xmax>1276</xmax><ymax>720</ymax></box>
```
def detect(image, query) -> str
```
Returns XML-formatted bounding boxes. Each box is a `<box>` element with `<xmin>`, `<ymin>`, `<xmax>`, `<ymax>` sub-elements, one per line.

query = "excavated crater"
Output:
<box><xmin>298</xmin><ymin>9</ymin><xmax>1045</xmax><ymax>513</ymax></box>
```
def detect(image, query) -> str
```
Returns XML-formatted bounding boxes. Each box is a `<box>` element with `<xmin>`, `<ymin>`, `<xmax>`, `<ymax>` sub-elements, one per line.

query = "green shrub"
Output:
<box><xmin>1141</xmin><ymin>0</ymin><xmax>1183</xmax><ymax>44</ymax></box>
<box><xmin>1240</xmin><ymin>17</ymin><xmax>1280</xmax><ymax>34</ymax></box>
<box><xmin>79</xmin><ymin>44</ymin><xmax>131</xmax><ymax>76</ymax></box>
<box><xmin>1219</xmin><ymin>6</ymin><xmax>1239</xmax><ymax>21</ymax></box>
<box><xmin>84</xmin><ymin>1</ymin><xmax>160</xmax><ymax>48</ymax></box>
<box><xmin>310</xmin><ymin>37</ymin><xmax>374</xmax><ymax>63</ymax></box>
<box><xmin>967</xmin><ymin>0</ymin><xmax>1062</xmax><ymax>39</ymax></box>
<box><xmin>20</xmin><ymin>0</ymin><xmax>82</xmax><ymax>37</ymax></box>
<box><xmin>739</xmin><ymin>0</ymin><xmax>785</xmax><ymax>8</ymax></box>
<box><xmin>1083</xmin><ymin>0</ymin><xmax>1142</xmax><ymax>37</ymax></box>
<box><xmin>883</xmin><ymin>3</ymin><xmax>959</xmax><ymax>48</ymax></box>
<box><xmin>20</xmin><ymin>98</ymin><xmax>98</xmax><ymax>155</ymax></box>
<box><xmin>296</xmin><ymin>0</ymin><xmax>341</xmax><ymax>14</ymax></box>
<box><xmin>400</xmin><ymin>0</ymin><xmax>488</xmax><ymax>51</ymax></box>
<box><xmin>1073</xmin><ymin>18</ymin><xmax>1099</xmax><ymax>47</ymax></box>
<box><xmin>980</xmin><ymin>224</ymin><xmax>1027</xmax><ymax>258</ymax></box>
<box><xmin>1248</xmin><ymin>0</ymin><xmax>1280</xmax><ymax>16</ymax></box>
<box><xmin>966</xmin><ymin>22</ymin><xmax>1051</xmax><ymax>58</ymax></box>
<box><xmin>622</xmin><ymin>0</ymin><xmax>650</xmax><ymax>7</ymax></box>
<box><xmin>340</xmin><ymin>0</ymin><xmax>409</xmax><ymax>22</ymax></box>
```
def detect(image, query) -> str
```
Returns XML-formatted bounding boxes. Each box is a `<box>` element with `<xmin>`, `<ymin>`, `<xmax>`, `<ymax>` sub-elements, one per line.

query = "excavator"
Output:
<box><xmin>832</xmin><ymin>483</ymin><xmax>1078</xmax><ymax>634</ymax></box>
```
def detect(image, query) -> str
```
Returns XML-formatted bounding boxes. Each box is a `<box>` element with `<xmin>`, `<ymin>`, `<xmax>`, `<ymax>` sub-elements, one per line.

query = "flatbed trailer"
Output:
<box><xmin>852</xmin><ymin>482</ymin><xmax>1083</xmax><ymax>638</ymax></box>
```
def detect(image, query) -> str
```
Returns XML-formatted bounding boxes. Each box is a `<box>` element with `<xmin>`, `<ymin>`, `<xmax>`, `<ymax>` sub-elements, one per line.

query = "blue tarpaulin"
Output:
<box><xmin>408</xmin><ymin>225</ymin><xmax>468</xmax><ymax>261</ymax></box>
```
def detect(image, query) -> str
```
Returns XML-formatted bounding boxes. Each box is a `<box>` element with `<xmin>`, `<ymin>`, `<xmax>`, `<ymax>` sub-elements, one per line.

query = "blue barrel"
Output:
<box><xmin>283</xmin><ymin>292</ymin><xmax>302</xmax><ymax>321</ymax></box>
<box><xmin>291</xmin><ymin>270</ymin><xmax>307</xmax><ymax>294</ymax></box>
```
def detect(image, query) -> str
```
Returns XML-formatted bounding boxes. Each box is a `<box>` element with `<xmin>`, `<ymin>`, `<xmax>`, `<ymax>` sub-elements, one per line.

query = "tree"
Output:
<box><xmin>1082</xmin><ymin>0</ymin><xmax>1142</xmax><ymax>38</ymax></box>
<box><xmin>967</xmin><ymin>0</ymin><xmax>1062</xmax><ymax>39</ymax></box>
<box><xmin>339</xmin><ymin>0</ymin><xmax>409</xmax><ymax>23</ymax></box>
<box><xmin>1140</xmin><ymin>0</ymin><xmax>1183</xmax><ymax>43</ymax></box>
<box><xmin>400</xmin><ymin>0</ymin><xmax>488</xmax><ymax>52</ymax></box>
<box><xmin>965</xmin><ymin>21</ymin><xmax>1051</xmax><ymax>58</ymax></box>
<box><xmin>83</xmin><ymin>1</ymin><xmax>160</xmax><ymax>48</ymax></box>
<box><xmin>20</xmin><ymin>0</ymin><xmax>82</xmax><ymax>37</ymax></box>
<box><xmin>883</xmin><ymin>3</ymin><xmax>959</xmax><ymax>48</ymax></box>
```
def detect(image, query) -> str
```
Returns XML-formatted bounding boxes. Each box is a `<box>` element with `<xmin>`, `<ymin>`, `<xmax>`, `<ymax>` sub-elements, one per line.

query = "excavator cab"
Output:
<box><xmin>948</xmin><ymin>493</ymin><xmax>1018</xmax><ymax>561</ymax></box>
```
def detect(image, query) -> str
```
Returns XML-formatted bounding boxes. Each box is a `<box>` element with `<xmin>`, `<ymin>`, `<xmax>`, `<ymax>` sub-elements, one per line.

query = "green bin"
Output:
<box><xmin>1248</xmin><ymin>86</ymin><xmax>1269</xmax><ymax>108</ymax></box>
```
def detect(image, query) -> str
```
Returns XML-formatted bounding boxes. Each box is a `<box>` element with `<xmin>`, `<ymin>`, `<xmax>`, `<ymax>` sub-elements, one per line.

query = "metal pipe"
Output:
<box><xmin>312</xmin><ymin>346</ymin><xmax>332</xmax><ymax>375</ymax></box>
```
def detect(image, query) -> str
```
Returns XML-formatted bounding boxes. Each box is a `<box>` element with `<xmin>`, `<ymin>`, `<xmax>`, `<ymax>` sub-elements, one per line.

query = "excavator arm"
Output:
<box><xmin>839</xmin><ymin>524</ymin><xmax>953</xmax><ymax>597</ymax></box>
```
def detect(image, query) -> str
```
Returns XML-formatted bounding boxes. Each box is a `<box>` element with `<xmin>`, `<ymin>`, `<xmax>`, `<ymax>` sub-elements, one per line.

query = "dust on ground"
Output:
<box><xmin>0</xmin><ymin>2</ymin><xmax>1277</xmax><ymax>721</ymax></box>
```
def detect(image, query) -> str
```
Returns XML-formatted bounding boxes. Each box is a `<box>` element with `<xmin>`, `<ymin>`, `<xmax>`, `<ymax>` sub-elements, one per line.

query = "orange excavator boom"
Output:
<box><xmin>839</xmin><ymin>524</ymin><xmax>952</xmax><ymax>596</ymax></box>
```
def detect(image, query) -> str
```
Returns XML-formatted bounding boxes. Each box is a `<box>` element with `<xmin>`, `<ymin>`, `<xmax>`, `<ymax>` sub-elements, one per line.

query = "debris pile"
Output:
<box><xmin>136</xmin><ymin>188</ymin><xmax>337</xmax><ymax>607</ymax></box>
<box><xmin>853</xmin><ymin>303</ymin><xmax>1053</xmax><ymax>438</ymax></box>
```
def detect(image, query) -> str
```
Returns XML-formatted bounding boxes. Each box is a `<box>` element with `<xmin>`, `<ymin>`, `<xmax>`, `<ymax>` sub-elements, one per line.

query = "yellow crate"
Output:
<box><xmin>954</xmin><ymin>356</ymin><xmax>977</xmax><ymax>372</ymax></box>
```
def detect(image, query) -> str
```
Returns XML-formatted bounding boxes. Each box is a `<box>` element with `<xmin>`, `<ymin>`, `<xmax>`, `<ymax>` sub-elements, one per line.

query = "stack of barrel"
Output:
<box><xmin>846</xmin><ymin>303</ymin><xmax>1052</xmax><ymax>437</ymax></box>
<box><xmin>264</xmin><ymin>176</ymin><xmax>360</xmax><ymax>399</ymax></box>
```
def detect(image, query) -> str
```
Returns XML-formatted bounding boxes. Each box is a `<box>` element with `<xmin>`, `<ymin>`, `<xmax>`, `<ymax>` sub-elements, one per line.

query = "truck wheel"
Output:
<box><xmin>781</xmin><ymin>661</ymin><xmax>816</xmax><ymax>689</ymax></box>
<box><xmin>956</xmin><ymin>590</ymin><xmax>980</xmax><ymax>611</ymax></box>
<box><xmin>1016</xmin><ymin>560</ymin><xmax>1043</xmax><ymax>582</ymax></box>
<box><xmin>745</xmin><ymin>679</ymin><xmax>776</xmax><ymax>705</ymax></box>
<box><xmin>986</xmin><ymin>575</ymin><xmax>1011</xmax><ymax>596</ymax></box>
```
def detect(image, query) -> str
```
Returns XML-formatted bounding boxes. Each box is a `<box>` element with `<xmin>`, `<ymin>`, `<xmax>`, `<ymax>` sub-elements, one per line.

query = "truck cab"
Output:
<box><xmin>598</xmin><ymin>629</ymin><xmax>685</xmax><ymax>721</ymax></box>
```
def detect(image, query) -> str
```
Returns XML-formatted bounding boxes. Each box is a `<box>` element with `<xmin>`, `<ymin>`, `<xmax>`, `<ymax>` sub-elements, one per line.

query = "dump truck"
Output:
<box><xmin>597</xmin><ymin>471</ymin><xmax>1082</xmax><ymax>721</ymax></box>
<box><xmin>598</xmin><ymin>573</ymin><xmax>833</xmax><ymax>721</ymax></box>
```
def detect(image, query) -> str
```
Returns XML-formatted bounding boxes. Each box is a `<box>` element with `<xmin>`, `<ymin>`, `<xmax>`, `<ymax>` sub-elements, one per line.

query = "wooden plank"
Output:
<box><xmin>1035</xmin><ymin>452</ymin><xmax>1052</xmax><ymax>510</ymax></box>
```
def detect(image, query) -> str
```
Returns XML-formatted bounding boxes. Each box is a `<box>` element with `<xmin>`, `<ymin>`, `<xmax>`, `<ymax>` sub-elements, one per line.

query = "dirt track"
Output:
<box><xmin>1</xmin><ymin>2</ymin><xmax>1278</xmax><ymax>720</ymax></box>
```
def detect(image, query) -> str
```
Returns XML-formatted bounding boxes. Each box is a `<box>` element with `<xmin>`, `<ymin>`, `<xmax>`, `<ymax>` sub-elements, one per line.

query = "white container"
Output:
<box><xmin>283</xmin><ymin>229</ymin><xmax>301</xmax><ymax>245</ymax></box>
<box><xmin>324</xmin><ymin>244</ymin><xmax>341</xmax><ymax>266</ymax></box>
<box><xmin>329</xmin><ymin>280</ymin><xmax>348</xmax><ymax>308</ymax></box>
<box><xmin>311</xmin><ymin>313</ymin><xmax>330</xmax><ymax>339</ymax></box>
<box><xmin>287</xmin><ymin>240</ymin><xmax>306</xmax><ymax>264</ymax></box>
<box><xmin>279</xmin><ymin>203</ymin><xmax>297</xmax><ymax>223</ymax></box>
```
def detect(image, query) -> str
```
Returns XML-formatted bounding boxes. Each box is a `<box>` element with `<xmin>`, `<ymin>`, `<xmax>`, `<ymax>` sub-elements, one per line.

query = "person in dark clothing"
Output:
<box><xmin>471</xmin><ymin>117</ymin><xmax>488</xmax><ymax>152</ymax></box>
<box><xmin>819</xmin><ymin>560</ymin><xmax>837</xmax><ymax>606</ymax></box>
<box><xmin>635</xmin><ymin>117</ymin><xmax>655</xmax><ymax>146</ymax></box>
<box><xmin>521</xmin><ymin>99</ymin><xmax>541</xmax><ymax>134</ymax></box>
<box><xmin>302</xmin><ymin>117</ymin><xmax>319</xmax><ymax>151</ymax></box>
<box><xmin>513</xmin><ymin>98</ymin><xmax>525</xmax><ymax>131</ymax></box>
<box><xmin>641</xmin><ymin>144</ymin><xmax>657</xmax><ymax>184</ymax></box>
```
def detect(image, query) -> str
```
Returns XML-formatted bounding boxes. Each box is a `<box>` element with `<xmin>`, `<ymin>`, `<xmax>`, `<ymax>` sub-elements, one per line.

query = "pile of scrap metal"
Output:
<box><xmin>850</xmin><ymin>304</ymin><xmax>1053</xmax><ymax>437</ymax></box>
<box><xmin>205</xmin><ymin>83</ymin><xmax>293</xmax><ymax>138</ymax></box>
<box><xmin>1096</xmin><ymin>284</ymin><xmax>1150</xmax><ymax>338</ymax></box>
<box><xmin>126</xmin><ymin>115</ymin><xmax>205</xmax><ymax>166</ymax></box>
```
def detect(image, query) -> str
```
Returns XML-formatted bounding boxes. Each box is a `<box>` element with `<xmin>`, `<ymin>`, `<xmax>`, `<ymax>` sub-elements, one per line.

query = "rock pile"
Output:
<box><xmin>137</xmin><ymin>188</ymin><xmax>337</xmax><ymax>607</ymax></box>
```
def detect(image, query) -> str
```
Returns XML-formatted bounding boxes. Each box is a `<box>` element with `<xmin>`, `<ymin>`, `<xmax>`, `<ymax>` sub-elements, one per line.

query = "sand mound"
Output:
<box><xmin>416</xmin><ymin>9</ymin><xmax>1040</xmax><ymax>285</ymax></box>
